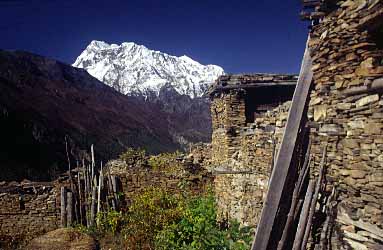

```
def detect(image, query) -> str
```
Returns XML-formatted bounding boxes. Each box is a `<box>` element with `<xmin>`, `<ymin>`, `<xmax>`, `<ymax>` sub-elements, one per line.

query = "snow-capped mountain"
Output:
<box><xmin>73</xmin><ymin>40</ymin><xmax>224</xmax><ymax>98</ymax></box>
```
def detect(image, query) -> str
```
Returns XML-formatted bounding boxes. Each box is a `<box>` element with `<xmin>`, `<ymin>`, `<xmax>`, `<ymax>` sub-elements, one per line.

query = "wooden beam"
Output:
<box><xmin>300</xmin><ymin>11</ymin><xmax>326</xmax><ymax>20</ymax></box>
<box><xmin>209</xmin><ymin>81</ymin><xmax>297</xmax><ymax>95</ymax></box>
<box><xmin>251</xmin><ymin>35</ymin><xmax>313</xmax><ymax>250</ymax></box>
<box><xmin>302</xmin><ymin>0</ymin><xmax>321</xmax><ymax>8</ymax></box>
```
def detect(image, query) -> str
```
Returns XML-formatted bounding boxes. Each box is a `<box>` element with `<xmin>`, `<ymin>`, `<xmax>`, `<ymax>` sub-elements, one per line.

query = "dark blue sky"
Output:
<box><xmin>0</xmin><ymin>0</ymin><xmax>309</xmax><ymax>73</ymax></box>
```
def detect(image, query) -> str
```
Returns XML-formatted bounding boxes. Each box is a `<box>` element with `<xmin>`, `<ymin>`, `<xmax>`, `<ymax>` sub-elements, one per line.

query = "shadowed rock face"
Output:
<box><xmin>0</xmin><ymin>50</ymin><xmax>183</xmax><ymax>181</ymax></box>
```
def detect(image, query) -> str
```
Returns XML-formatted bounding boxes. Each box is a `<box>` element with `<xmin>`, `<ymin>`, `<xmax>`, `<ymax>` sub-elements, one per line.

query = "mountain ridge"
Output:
<box><xmin>73</xmin><ymin>40</ymin><xmax>224</xmax><ymax>98</ymax></box>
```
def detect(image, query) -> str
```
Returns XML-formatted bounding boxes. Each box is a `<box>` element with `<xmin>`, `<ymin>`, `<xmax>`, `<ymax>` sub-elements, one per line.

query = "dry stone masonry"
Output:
<box><xmin>209</xmin><ymin>74</ymin><xmax>297</xmax><ymax>226</ymax></box>
<box><xmin>106</xmin><ymin>158</ymin><xmax>213</xmax><ymax>205</ymax></box>
<box><xmin>305</xmin><ymin>0</ymin><xmax>383</xmax><ymax>248</ymax></box>
<box><xmin>0</xmin><ymin>181</ymin><xmax>60</xmax><ymax>246</ymax></box>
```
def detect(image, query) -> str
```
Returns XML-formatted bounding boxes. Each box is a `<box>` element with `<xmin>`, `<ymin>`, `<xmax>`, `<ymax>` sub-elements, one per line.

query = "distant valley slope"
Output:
<box><xmin>0</xmin><ymin>50</ymin><xmax>181</xmax><ymax>180</ymax></box>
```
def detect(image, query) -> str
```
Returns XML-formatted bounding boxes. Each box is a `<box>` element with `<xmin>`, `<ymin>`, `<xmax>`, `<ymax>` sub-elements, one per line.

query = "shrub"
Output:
<box><xmin>76</xmin><ymin>186</ymin><xmax>254</xmax><ymax>250</ymax></box>
<box><xmin>96</xmin><ymin>210</ymin><xmax>123</xmax><ymax>234</ymax></box>
<box><xmin>121</xmin><ymin>187</ymin><xmax>185</xmax><ymax>249</ymax></box>
<box><xmin>155</xmin><ymin>193</ymin><xmax>254</xmax><ymax>250</ymax></box>
<box><xmin>147</xmin><ymin>151</ymin><xmax>182</xmax><ymax>171</ymax></box>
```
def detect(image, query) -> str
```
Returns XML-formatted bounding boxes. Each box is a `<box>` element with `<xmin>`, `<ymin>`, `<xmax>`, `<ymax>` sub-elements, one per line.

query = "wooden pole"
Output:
<box><xmin>277</xmin><ymin>142</ymin><xmax>311</xmax><ymax>250</ymax></box>
<box><xmin>77</xmin><ymin>171</ymin><xmax>84</xmax><ymax>225</ymax></box>
<box><xmin>65</xmin><ymin>135</ymin><xmax>71</xmax><ymax>174</ymax></box>
<box><xmin>91</xmin><ymin>144</ymin><xmax>95</xmax><ymax>183</ymax></box>
<box><xmin>97</xmin><ymin>163</ymin><xmax>103</xmax><ymax>214</ymax></box>
<box><xmin>67</xmin><ymin>191</ymin><xmax>73</xmax><ymax>226</ymax></box>
<box><xmin>60</xmin><ymin>187</ymin><xmax>67</xmax><ymax>227</ymax></box>
<box><xmin>111</xmin><ymin>175</ymin><xmax>119</xmax><ymax>210</ymax></box>
<box><xmin>292</xmin><ymin>180</ymin><xmax>315</xmax><ymax>250</ymax></box>
<box><xmin>107</xmin><ymin>169</ymin><xmax>116</xmax><ymax>210</ymax></box>
<box><xmin>301</xmin><ymin>147</ymin><xmax>326</xmax><ymax>250</ymax></box>
<box><xmin>251</xmin><ymin>35</ymin><xmax>313</xmax><ymax>250</ymax></box>
<box><xmin>90</xmin><ymin>184</ymin><xmax>97</xmax><ymax>227</ymax></box>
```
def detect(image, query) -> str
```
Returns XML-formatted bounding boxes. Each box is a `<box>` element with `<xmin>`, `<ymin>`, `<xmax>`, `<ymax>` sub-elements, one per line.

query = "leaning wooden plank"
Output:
<box><xmin>292</xmin><ymin>180</ymin><xmax>315</xmax><ymax>250</ymax></box>
<box><xmin>251</xmin><ymin>35</ymin><xmax>313</xmax><ymax>250</ymax></box>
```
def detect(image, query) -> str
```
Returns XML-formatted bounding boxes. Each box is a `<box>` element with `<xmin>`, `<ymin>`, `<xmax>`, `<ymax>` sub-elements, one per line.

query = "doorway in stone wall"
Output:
<box><xmin>244</xmin><ymin>85</ymin><xmax>296</xmax><ymax>124</ymax></box>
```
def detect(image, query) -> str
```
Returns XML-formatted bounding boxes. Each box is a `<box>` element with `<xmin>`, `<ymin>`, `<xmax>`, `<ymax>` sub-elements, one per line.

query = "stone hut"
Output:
<box><xmin>208</xmin><ymin>73</ymin><xmax>297</xmax><ymax>226</ymax></box>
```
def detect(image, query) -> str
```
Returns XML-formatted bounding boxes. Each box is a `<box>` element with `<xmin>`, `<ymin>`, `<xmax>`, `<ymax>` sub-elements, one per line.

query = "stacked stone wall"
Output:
<box><xmin>0</xmin><ymin>182</ymin><xmax>60</xmax><ymax>245</ymax></box>
<box><xmin>308</xmin><ymin>1</ymin><xmax>383</xmax><ymax>249</ymax></box>
<box><xmin>107</xmin><ymin>160</ymin><xmax>213</xmax><ymax>205</ymax></box>
<box><xmin>211</xmin><ymin>91</ymin><xmax>246</xmax><ymax>166</ymax></box>
<box><xmin>212</xmin><ymin>96</ymin><xmax>291</xmax><ymax>226</ymax></box>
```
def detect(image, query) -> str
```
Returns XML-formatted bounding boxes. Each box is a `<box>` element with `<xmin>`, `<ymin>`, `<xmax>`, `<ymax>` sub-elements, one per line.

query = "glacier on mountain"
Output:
<box><xmin>73</xmin><ymin>40</ymin><xmax>224</xmax><ymax>98</ymax></box>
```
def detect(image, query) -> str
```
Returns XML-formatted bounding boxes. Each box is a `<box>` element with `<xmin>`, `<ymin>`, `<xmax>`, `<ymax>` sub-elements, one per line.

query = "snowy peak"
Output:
<box><xmin>73</xmin><ymin>40</ymin><xmax>224</xmax><ymax>98</ymax></box>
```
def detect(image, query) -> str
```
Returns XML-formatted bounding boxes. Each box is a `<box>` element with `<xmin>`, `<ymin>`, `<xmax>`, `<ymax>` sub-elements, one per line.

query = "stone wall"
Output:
<box><xmin>210</xmin><ymin>78</ymin><xmax>294</xmax><ymax>226</ymax></box>
<box><xmin>0</xmin><ymin>181</ymin><xmax>60</xmax><ymax>246</ymax></box>
<box><xmin>211</xmin><ymin>91</ymin><xmax>246</xmax><ymax>166</ymax></box>
<box><xmin>307</xmin><ymin>1</ymin><xmax>383</xmax><ymax>249</ymax></box>
<box><xmin>0</xmin><ymin>160</ymin><xmax>212</xmax><ymax>247</ymax></box>
<box><xmin>107</xmin><ymin>159</ymin><xmax>213</xmax><ymax>205</ymax></box>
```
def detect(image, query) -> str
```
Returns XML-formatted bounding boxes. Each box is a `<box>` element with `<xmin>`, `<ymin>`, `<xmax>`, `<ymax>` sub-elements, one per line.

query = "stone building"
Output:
<box><xmin>304</xmin><ymin>0</ymin><xmax>383</xmax><ymax>248</ymax></box>
<box><xmin>209</xmin><ymin>2</ymin><xmax>383</xmax><ymax>248</ymax></box>
<box><xmin>208</xmin><ymin>74</ymin><xmax>297</xmax><ymax>226</ymax></box>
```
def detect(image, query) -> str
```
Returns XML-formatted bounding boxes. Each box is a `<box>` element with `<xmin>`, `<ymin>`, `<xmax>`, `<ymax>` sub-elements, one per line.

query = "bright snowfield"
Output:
<box><xmin>73</xmin><ymin>40</ymin><xmax>224</xmax><ymax>98</ymax></box>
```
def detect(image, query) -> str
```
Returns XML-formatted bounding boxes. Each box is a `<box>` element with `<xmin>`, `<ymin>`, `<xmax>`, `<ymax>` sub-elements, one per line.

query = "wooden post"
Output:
<box><xmin>77</xmin><ymin>172</ymin><xmax>84</xmax><ymax>225</ymax></box>
<box><xmin>292</xmin><ymin>180</ymin><xmax>315</xmax><ymax>250</ymax></box>
<box><xmin>277</xmin><ymin>142</ymin><xmax>311</xmax><ymax>250</ymax></box>
<box><xmin>97</xmin><ymin>166</ymin><xmax>103</xmax><ymax>214</ymax></box>
<box><xmin>111</xmin><ymin>175</ymin><xmax>119</xmax><ymax>210</ymax></box>
<box><xmin>60</xmin><ymin>187</ymin><xmax>67</xmax><ymax>227</ymax></box>
<box><xmin>66</xmin><ymin>192</ymin><xmax>73</xmax><ymax>226</ymax></box>
<box><xmin>251</xmin><ymin>35</ymin><xmax>313</xmax><ymax>250</ymax></box>
<box><xmin>301</xmin><ymin>147</ymin><xmax>326</xmax><ymax>250</ymax></box>
<box><xmin>90</xmin><ymin>185</ymin><xmax>97</xmax><ymax>227</ymax></box>
<box><xmin>91</xmin><ymin>144</ymin><xmax>95</xmax><ymax>183</ymax></box>
<box><xmin>65</xmin><ymin>135</ymin><xmax>71</xmax><ymax>174</ymax></box>
<box><xmin>107</xmin><ymin>169</ymin><xmax>116</xmax><ymax>210</ymax></box>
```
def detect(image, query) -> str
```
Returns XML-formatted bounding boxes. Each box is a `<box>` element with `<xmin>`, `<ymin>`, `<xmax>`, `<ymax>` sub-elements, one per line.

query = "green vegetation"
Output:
<box><xmin>76</xmin><ymin>186</ymin><xmax>253</xmax><ymax>249</ymax></box>
<box><xmin>119</xmin><ymin>147</ymin><xmax>184</xmax><ymax>173</ymax></box>
<box><xmin>86</xmin><ymin>148</ymin><xmax>254</xmax><ymax>249</ymax></box>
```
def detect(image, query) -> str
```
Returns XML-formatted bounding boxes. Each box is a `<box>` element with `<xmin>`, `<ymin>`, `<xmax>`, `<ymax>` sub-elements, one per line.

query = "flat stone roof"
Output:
<box><xmin>209</xmin><ymin>73</ymin><xmax>298</xmax><ymax>96</ymax></box>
